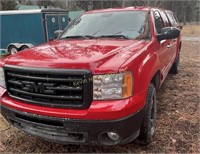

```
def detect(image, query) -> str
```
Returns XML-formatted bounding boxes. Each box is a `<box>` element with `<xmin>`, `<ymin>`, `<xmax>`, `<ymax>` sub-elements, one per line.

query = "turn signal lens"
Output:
<box><xmin>122</xmin><ymin>72</ymin><xmax>133</xmax><ymax>98</ymax></box>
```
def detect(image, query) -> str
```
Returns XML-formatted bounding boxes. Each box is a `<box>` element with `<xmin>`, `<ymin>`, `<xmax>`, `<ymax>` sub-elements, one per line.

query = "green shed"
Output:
<box><xmin>69</xmin><ymin>10</ymin><xmax>84</xmax><ymax>20</ymax></box>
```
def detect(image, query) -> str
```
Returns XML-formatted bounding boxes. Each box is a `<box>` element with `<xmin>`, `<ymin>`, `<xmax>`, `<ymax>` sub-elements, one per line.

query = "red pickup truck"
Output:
<box><xmin>0</xmin><ymin>7</ymin><xmax>181</xmax><ymax>145</ymax></box>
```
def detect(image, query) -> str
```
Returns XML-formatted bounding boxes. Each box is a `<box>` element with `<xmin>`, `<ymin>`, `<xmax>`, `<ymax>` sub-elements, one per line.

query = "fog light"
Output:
<box><xmin>107</xmin><ymin>132</ymin><xmax>120</xmax><ymax>141</ymax></box>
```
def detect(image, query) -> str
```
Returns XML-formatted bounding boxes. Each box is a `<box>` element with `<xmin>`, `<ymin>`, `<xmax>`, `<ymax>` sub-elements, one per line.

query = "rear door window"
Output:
<box><xmin>160</xmin><ymin>10</ymin><xmax>170</xmax><ymax>27</ymax></box>
<box><xmin>166</xmin><ymin>11</ymin><xmax>178</xmax><ymax>26</ymax></box>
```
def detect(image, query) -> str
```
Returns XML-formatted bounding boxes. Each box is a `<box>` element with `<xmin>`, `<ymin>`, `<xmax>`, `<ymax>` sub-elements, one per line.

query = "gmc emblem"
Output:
<box><xmin>21</xmin><ymin>81</ymin><xmax>55</xmax><ymax>94</ymax></box>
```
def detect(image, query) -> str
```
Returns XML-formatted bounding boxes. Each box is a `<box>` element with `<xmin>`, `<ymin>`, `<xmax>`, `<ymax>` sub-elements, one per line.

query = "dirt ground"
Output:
<box><xmin>0</xmin><ymin>40</ymin><xmax>199</xmax><ymax>153</ymax></box>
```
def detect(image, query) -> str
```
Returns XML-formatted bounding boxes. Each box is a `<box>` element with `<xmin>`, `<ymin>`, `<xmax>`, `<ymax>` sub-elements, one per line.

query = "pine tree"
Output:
<box><xmin>1</xmin><ymin>0</ymin><xmax>18</xmax><ymax>10</ymax></box>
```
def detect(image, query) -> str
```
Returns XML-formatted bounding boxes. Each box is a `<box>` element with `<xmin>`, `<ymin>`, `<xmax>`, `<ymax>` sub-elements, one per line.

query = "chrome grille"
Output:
<box><xmin>4</xmin><ymin>65</ymin><xmax>93</xmax><ymax>109</ymax></box>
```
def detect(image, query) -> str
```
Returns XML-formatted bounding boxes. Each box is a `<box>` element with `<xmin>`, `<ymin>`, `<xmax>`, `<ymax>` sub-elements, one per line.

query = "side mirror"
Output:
<box><xmin>54</xmin><ymin>30</ymin><xmax>63</xmax><ymax>39</ymax></box>
<box><xmin>157</xmin><ymin>27</ymin><xmax>180</xmax><ymax>41</ymax></box>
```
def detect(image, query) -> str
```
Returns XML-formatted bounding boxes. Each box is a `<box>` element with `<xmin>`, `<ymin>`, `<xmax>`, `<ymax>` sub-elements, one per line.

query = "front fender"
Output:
<box><xmin>119</xmin><ymin>41</ymin><xmax>160</xmax><ymax>95</ymax></box>
<box><xmin>137</xmin><ymin>51</ymin><xmax>160</xmax><ymax>92</ymax></box>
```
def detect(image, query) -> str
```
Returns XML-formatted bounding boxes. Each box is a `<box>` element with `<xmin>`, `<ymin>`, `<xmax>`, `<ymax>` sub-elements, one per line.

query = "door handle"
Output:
<box><xmin>167</xmin><ymin>44</ymin><xmax>172</xmax><ymax>48</ymax></box>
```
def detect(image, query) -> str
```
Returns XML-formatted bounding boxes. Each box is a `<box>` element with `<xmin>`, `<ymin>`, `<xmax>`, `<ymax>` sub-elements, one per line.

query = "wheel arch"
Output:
<box><xmin>179</xmin><ymin>41</ymin><xmax>182</xmax><ymax>50</ymax></box>
<box><xmin>150</xmin><ymin>70</ymin><xmax>161</xmax><ymax>90</ymax></box>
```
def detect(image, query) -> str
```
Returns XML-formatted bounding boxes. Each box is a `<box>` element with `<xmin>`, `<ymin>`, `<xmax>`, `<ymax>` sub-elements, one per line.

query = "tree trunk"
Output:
<box><xmin>182</xmin><ymin>2</ymin><xmax>186</xmax><ymax>25</ymax></box>
<box><xmin>0</xmin><ymin>2</ymin><xmax>2</xmax><ymax>11</ymax></box>
<box><xmin>122</xmin><ymin>0</ymin><xmax>126</xmax><ymax>7</ymax></box>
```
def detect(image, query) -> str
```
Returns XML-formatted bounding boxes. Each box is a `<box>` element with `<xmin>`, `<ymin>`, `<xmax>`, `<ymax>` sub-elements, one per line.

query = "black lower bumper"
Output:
<box><xmin>1</xmin><ymin>105</ymin><xmax>144</xmax><ymax>145</ymax></box>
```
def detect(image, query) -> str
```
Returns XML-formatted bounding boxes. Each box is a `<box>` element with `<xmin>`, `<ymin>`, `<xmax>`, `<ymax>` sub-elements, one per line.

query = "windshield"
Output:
<box><xmin>60</xmin><ymin>11</ymin><xmax>149</xmax><ymax>39</ymax></box>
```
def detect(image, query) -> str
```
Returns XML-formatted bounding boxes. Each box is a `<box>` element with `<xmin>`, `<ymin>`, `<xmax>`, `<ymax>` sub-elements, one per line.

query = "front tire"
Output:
<box><xmin>137</xmin><ymin>83</ymin><xmax>157</xmax><ymax>145</ymax></box>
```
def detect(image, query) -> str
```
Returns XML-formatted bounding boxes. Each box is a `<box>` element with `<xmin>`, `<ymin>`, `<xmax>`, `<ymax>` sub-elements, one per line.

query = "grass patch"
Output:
<box><xmin>182</xmin><ymin>25</ymin><xmax>200</xmax><ymax>35</ymax></box>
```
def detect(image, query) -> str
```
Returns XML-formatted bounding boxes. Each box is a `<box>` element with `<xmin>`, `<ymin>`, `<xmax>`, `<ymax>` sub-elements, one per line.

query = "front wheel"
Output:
<box><xmin>137</xmin><ymin>83</ymin><xmax>157</xmax><ymax>145</ymax></box>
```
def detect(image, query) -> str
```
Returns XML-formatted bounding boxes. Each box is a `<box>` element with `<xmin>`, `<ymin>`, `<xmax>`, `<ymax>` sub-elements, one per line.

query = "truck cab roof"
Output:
<box><xmin>84</xmin><ymin>6</ymin><xmax>172</xmax><ymax>14</ymax></box>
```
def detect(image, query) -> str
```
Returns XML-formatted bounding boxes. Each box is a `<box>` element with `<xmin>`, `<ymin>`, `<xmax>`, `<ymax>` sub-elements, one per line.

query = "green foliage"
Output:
<box><xmin>68</xmin><ymin>4</ymin><xmax>82</xmax><ymax>11</ymax></box>
<box><xmin>162</xmin><ymin>1</ymin><xmax>200</xmax><ymax>23</ymax></box>
<box><xmin>74</xmin><ymin>0</ymin><xmax>199</xmax><ymax>22</ymax></box>
<box><xmin>53</xmin><ymin>1</ymin><xmax>66</xmax><ymax>9</ymax></box>
<box><xmin>76</xmin><ymin>0</ymin><xmax>123</xmax><ymax>11</ymax></box>
<box><xmin>26</xmin><ymin>0</ymin><xmax>33</xmax><ymax>5</ymax></box>
<box><xmin>37</xmin><ymin>0</ymin><xmax>55</xmax><ymax>8</ymax></box>
<box><xmin>1</xmin><ymin>0</ymin><xmax>18</xmax><ymax>10</ymax></box>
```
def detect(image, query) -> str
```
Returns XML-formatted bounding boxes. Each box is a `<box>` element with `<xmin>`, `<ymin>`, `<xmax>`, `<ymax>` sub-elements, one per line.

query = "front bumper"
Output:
<box><xmin>1</xmin><ymin>105</ymin><xmax>144</xmax><ymax>145</ymax></box>
<box><xmin>0</xmin><ymin>85</ymin><xmax>146</xmax><ymax>120</ymax></box>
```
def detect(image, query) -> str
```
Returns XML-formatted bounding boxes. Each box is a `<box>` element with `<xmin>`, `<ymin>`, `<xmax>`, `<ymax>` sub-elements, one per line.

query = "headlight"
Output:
<box><xmin>93</xmin><ymin>72</ymin><xmax>133</xmax><ymax>100</ymax></box>
<box><xmin>0</xmin><ymin>67</ymin><xmax>6</xmax><ymax>88</ymax></box>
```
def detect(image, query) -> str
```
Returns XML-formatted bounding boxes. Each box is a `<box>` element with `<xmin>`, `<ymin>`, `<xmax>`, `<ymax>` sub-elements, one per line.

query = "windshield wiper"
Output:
<box><xmin>60</xmin><ymin>35</ymin><xmax>96</xmax><ymax>39</ymax></box>
<box><xmin>96</xmin><ymin>35</ymin><xmax>130</xmax><ymax>39</ymax></box>
<box><xmin>60</xmin><ymin>34</ymin><xmax>130</xmax><ymax>40</ymax></box>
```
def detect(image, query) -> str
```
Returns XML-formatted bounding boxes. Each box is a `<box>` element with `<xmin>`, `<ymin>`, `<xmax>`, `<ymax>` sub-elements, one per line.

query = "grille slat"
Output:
<box><xmin>8</xmin><ymin>80</ymin><xmax>22</xmax><ymax>86</ymax></box>
<box><xmin>4</xmin><ymin>65</ymin><xmax>93</xmax><ymax>109</ymax></box>
<box><xmin>7</xmin><ymin>72</ymin><xmax>82</xmax><ymax>82</ymax></box>
<box><xmin>48</xmin><ymin>86</ymin><xmax>83</xmax><ymax>91</ymax></box>
<box><xmin>9</xmin><ymin>88</ymin><xmax>83</xmax><ymax>100</ymax></box>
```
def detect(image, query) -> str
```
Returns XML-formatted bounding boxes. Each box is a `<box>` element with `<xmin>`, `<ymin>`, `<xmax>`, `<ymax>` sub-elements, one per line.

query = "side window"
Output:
<box><xmin>172</xmin><ymin>13</ymin><xmax>179</xmax><ymax>23</ymax></box>
<box><xmin>153</xmin><ymin>11</ymin><xmax>164</xmax><ymax>34</ymax></box>
<box><xmin>160</xmin><ymin>10</ymin><xmax>170</xmax><ymax>27</ymax></box>
<box><xmin>166</xmin><ymin>12</ymin><xmax>178</xmax><ymax>26</ymax></box>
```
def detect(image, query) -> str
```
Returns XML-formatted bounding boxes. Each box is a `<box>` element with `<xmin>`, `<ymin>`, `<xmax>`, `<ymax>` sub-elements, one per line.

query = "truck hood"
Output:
<box><xmin>3</xmin><ymin>39</ymin><xmax>149</xmax><ymax>73</ymax></box>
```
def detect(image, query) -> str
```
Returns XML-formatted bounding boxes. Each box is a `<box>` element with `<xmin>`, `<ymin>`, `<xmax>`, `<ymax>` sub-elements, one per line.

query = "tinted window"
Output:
<box><xmin>160</xmin><ymin>10</ymin><xmax>170</xmax><ymax>27</ymax></box>
<box><xmin>153</xmin><ymin>11</ymin><xmax>164</xmax><ymax>34</ymax></box>
<box><xmin>166</xmin><ymin>12</ymin><xmax>178</xmax><ymax>26</ymax></box>
<box><xmin>60</xmin><ymin>11</ymin><xmax>148</xmax><ymax>39</ymax></box>
<box><xmin>172</xmin><ymin>13</ymin><xmax>179</xmax><ymax>23</ymax></box>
